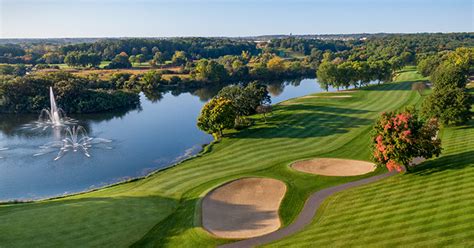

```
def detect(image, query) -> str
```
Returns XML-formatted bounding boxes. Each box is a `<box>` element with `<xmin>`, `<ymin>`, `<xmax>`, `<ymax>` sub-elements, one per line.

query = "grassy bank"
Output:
<box><xmin>0</xmin><ymin>69</ymin><xmax>431</xmax><ymax>247</ymax></box>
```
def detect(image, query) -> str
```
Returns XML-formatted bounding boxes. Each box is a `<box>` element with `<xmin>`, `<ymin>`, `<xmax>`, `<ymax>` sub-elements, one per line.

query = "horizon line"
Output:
<box><xmin>1</xmin><ymin>31</ymin><xmax>473</xmax><ymax>40</ymax></box>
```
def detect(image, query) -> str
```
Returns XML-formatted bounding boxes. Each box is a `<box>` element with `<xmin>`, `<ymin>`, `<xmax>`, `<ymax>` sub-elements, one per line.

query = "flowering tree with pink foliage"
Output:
<box><xmin>372</xmin><ymin>109</ymin><xmax>442</xmax><ymax>172</ymax></box>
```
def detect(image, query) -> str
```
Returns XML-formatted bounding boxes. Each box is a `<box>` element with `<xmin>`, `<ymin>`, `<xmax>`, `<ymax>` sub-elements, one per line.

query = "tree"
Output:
<box><xmin>399</xmin><ymin>51</ymin><xmax>414</xmax><ymax>65</ymax></box>
<box><xmin>150</xmin><ymin>51</ymin><xmax>164</xmax><ymax>67</ymax></box>
<box><xmin>136</xmin><ymin>54</ymin><xmax>146</xmax><ymax>65</ymax></box>
<box><xmin>443</xmin><ymin>47</ymin><xmax>474</xmax><ymax>71</ymax></box>
<box><xmin>140</xmin><ymin>47</ymin><xmax>149</xmax><ymax>57</ymax></box>
<box><xmin>335</xmin><ymin>61</ymin><xmax>356</xmax><ymax>89</ymax></box>
<box><xmin>41</xmin><ymin>52</ymin><xmax>62</xmax><ymax>64</ymax></box>
<box><xmin>316</xmin><ymin>61</ymin><xmax>337</xmax><ymax>91</ymax></box>
<box><xmin>129</xmin><ymin>55</ymin><xmax>137</xmax><ymax>64</ymax></box>
<box><xmin>422</xmin><ymin>87</ymin><xmax>471</xmax><ymax>125</ymax></box>
<box><xmin>417</xmin><ymin>55</ymin><xmax>441</xmax><ymax>77</ymax></box>
<box><xmin>107</xmin><ymin>52</ymin><xmax>132</xmax><ymax>69</ymax></box>
<box><xmin>389</xmin><ymin>56</ymin><xmax>403</xmax><ymax>72</ymax></box>
<box><xmin>431</xmin><ymin>63</ymin><xmax>467</xmax><ymax>89</ymax></box>
<box><xmin>141</xmin><ymin>70</ymin><xmax>163</xmax><ymax>89</ymax></box>
<box><xmin>421</xmin><ymin>62</ymin><xmax>471</xmax><ymax>125</ymax></box>
<box><xmin>192</xmin><ymin>59</ymin><xmax>228</xmax><ymax>82</ymax></box>
<box><xmin>64</xmin><ymin>51</ymin><xmax>101</xmax><ymax>67</ymax></box>
<box><xmin>216</xmin><ymin>82</ymin><xmax>270</xmax><ymax>117</ymax></box>
<box><xmin>172</xmin><ymin>51</ymin><xmax>187</xmax><ymax>65</ymax></box>
<box><xmin>356</xmin><ymin>61</ymin><xmax>372</xmax><ymax>86</ymax></box>
<box><xmin>241</xmin><ymin>50</ymin><xmax>251</xmax><ymax>62</ymax></box>
<box><xmin>267</xmin><ymin>56</ymin><xmax>285</xmax><ymax>75</ymax></box>
<box><xmin>370</xmin><ymin>60</ymin><xmax>392</xmax><ymax>83</ymax></box>
<box><xmin>197</xmin><ymin>97</ymin><xmax>236</xmax><ymax>140</ymax></box>
<box><xmin>372</xmin><ymin>109</ymin><xmax>442</xmax><ymax>172</ymax></box>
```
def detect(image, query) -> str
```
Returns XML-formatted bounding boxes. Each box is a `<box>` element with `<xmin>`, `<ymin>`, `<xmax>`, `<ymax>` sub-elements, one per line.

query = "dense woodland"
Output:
<box><xmin>0</xmin><ymin>33</ymin><xmax>472</xmax><ymax>114</ymax></box>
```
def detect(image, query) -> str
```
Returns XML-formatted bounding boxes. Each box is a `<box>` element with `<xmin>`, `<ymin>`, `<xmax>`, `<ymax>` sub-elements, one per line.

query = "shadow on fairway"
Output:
<box><xmin>411</xmin><ymin>150</ymin><xmax>474</xmax><ymax>176</ymax></box>
<box><xmin>362</xmin><ymin>81</ymin><xmax>416</xmax><ymax>91</ymax></box>
<box><xmin>130</xmin><ymin>196</ymin><xmax>220</xmax><ymax>247</ymax></box>
<box><xmin>232</xmin><ymin>105</ymin><xmax>372</xmax><ymax>139</ymax></box>
<box><xmin>0</xmin><ymin>194</ymin><xmax>178</xmax><ymax>247</ymax></box>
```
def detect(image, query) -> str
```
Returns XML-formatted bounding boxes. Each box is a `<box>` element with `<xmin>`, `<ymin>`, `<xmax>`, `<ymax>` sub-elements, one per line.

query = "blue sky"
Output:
<box><xmin>0</xmin><ymin>0</ymin><xmax>472</xmax><ymax>38</ymax></box>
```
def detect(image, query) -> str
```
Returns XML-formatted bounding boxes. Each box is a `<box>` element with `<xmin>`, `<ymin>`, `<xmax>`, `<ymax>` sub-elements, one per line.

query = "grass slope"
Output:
<box><xmin>0</xmin><ymin>69</ymin><xmax>429</xmax><ymax>247</ymax></box>
<box><xmin>265</xmin><ymin>82</ymin><xmax>474</xmax><ymax>247</ymax></box>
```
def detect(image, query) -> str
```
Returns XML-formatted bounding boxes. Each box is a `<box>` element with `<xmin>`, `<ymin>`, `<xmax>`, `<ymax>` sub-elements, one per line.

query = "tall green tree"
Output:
<box><xmin>422</xmin><ymin>87</ymin><xmax>471</xmax><ymax>125</ymax></box>
<box><xmin>216</xmin><ymin>82</ymin><xmax>270</xmax><ymax>117</ymax></box>
<box><xmin>171</xmin><ymin>51</ymin><xmax>187</xmax><ymax>65</ymax></box>
<box><xmin>422</xmin><ymin>62</ymin><xmax>471</xmax><ymax>125</ymax></box>
<box><xmin>108</xmin><ymin>52</ymin><xmax>132</xmax><ymax>69</ymax></box>
<box><xmin>192</xmin><ymin>59</ymin><xmax>228</xmax><ymax>82</ymax></box>
<box><xmin>316</xmin><ymin>61</ymin><xmax>337</xmax><ymax>91</ymax></box>
<box><xmin>197</xmin><ymin>97</ymin><xmax>236</xmax><ymax>140</ymax></box>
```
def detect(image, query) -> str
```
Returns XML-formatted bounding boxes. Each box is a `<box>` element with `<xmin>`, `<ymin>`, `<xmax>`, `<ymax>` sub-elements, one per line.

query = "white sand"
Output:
<box><xmin>291</xmin><ymin>158</ymin><xmax>376</xmax><ymax>176</ymax></box>
<box><xmin>202</xmin><ymin>177</ymin><xmax>287</xmax><ymax>239</ymax></box>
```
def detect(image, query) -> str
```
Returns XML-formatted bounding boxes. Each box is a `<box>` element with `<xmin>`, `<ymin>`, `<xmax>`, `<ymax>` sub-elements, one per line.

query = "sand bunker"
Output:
<box><xmin>202</xmin><ymin>177</ymin><xmax>287</xmax><ymax>239</ymax></box>
<box><xmin>291</xmin><ymin>158</ymin><xmax>376</xmax><ymax>176</ymax></box>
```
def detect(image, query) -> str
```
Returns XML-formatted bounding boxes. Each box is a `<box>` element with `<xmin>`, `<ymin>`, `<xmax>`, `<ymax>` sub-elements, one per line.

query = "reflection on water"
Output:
<box><xmin>0</xmin><ymin>78</ymin><xmax>340</xmax><ymax>201</ymax></box>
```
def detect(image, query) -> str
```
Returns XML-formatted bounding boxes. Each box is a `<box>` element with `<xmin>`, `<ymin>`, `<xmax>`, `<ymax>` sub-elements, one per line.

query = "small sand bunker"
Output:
<box><xmin>202</xmin><ymin>177</ymin><xmax>287</xmax><ymax>239</ymax></box>
<box><xmin>291</xmin><ymin>158</ymin><xmax>376</xmax><ymax>176</ymax></box>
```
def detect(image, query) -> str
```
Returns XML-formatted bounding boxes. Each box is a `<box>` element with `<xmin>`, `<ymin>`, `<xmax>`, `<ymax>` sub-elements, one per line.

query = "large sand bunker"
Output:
<box><xmin>202</xmin><ymin>177</ymin><xmax>287</xmax><ymax>239</ymax></box>
<box><xmin>291</xmin><ymin>158</ymin><xmax>376</xmax><ymax>176</ymax></box>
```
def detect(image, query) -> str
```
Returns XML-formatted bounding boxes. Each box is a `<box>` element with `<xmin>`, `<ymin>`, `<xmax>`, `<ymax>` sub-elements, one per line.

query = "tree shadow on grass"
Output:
<box><xmin>232</xmin><ymin>105</ymin><xmax>372</xmax><ymax>139</ymax></box>
<box><xmin>0</xmin><ymin>195</ymin><xmax>179</xmax><ymax>247</ymax></box>
<box><xmin>361</xmin><ymin>81</ymin><xmax>417</xmax><ymax>91</ymax></box>
<box><xmin>276</xmin><ymin>104</ymin><xmax>370</xmax><ymax>115</ymax></box>
<box><xmin>410</xmin><ymin>150</ymin><xmax>474</xmax><ymax>176</ymax></box>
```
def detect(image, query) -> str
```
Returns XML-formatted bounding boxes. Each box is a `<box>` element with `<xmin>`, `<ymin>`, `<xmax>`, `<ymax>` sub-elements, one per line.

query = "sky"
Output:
<box><xmin>0</xmin><ymin>0</ymin><xmax>473</xmax><ymax>38</ymax></box>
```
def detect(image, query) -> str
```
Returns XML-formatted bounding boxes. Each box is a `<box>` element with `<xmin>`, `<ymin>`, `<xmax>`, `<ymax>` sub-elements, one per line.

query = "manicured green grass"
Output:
<box><xmin>265</xmin><ymin>81</ymin><xmax>474</xmax><ymax>248</ymax></box>
<box><xmin>131</xmin><ymin>62</ymin><xmax>151</xmax><ymax>68</ymax></box>
<box><xmin>393</xmin><ymin>67</ymin><xmax>428</xmax><ymax>82</ymax></box>
<box><xmin>0</xmin><ymin>68</ymin><xmax>440</xmax><ymax>247</ymax></box>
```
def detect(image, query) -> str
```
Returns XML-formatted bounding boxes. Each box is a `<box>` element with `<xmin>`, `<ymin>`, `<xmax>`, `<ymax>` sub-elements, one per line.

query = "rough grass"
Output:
<box><xmin>0</xmin><ymin>68</ymin><xmax>437</xmax><ymax>247</ymax></box>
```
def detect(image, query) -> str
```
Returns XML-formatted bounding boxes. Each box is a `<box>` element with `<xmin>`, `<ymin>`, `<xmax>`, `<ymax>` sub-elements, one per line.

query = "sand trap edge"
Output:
<box><xmin>291</xmin><ymin>158</ymin><xmax>377</xmax><ymax>177</ymax></box>
<box><xmin>201</xmin><ymin>177</ymin><xmax>287</xmax><ymax>239</ymax></box>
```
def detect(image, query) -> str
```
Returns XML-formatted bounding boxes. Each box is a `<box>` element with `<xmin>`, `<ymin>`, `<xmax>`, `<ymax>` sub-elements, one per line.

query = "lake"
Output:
<box><xmin>0</xmin><ymin>78</ymin><xmax>338</xmax><ymax>201</ymax></box>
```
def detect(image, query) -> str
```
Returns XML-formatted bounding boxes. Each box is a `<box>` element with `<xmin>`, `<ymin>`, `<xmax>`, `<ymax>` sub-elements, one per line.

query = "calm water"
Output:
<box><xmin>0</xmin><ymin>78</ymin><xmax>336</xmax><ymax>201</ymax></box>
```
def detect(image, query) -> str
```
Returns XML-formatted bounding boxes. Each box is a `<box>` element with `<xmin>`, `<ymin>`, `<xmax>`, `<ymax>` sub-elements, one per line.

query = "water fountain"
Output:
<box><xmin>43</xmin><ymin>87</ymin><xmax>62</xmax><ymax>126</ymax></box>
<box><xmin>34</xmin><ymin>125</ymin><xmax>112</xmax><ymax>161</ymax></box>
<box><xmin>23</xmin><ymin>87</ymin><xmax>77</xmax><ymax>131</ymax></box>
